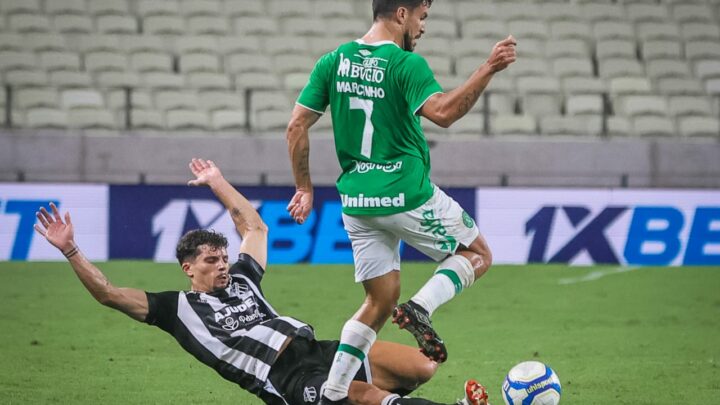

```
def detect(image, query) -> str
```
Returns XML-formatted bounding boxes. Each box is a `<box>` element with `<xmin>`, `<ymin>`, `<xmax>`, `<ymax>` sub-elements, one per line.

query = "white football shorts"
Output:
<box><xmin>341</xmin><ymin>185</ymin><xmax>480</xmax><ymax>282</ymax></box>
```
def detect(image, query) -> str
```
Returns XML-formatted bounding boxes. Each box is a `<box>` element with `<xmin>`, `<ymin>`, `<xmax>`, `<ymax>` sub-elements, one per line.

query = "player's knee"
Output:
<box><xmin>415</xmin><ymin>359</ymin><xmax>438</xmax><ymax>385</ymax></box>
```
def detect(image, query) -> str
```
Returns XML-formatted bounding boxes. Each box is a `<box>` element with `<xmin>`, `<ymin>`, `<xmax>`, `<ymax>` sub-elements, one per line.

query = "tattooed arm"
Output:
<box><xmin>420</xmin><ymin>36</ymin><xmax>516</xmax><ymax>128</ymax></box>
<box><xmin>188</xmin><ymin>158</ymin><xmax>269</xmax><ymax>268</ymax></box>
<box><xmin>286</xmin><ymin>104</ymin><xmax>321</xmax><ymax>225</ymax></box>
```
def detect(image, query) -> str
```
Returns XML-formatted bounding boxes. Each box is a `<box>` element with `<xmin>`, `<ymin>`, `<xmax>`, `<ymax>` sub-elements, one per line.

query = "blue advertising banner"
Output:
<box><xmin>109</xmin><ymin>185</ymin><xmax>476</xmax><ymax>264</ymax></box>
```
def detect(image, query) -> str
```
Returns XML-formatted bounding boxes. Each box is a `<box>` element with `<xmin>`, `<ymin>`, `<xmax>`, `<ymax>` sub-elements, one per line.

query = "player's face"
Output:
<box><xmin>402</xmin><ymin>4</ymin><xmax>429</xmax><ymax>52</ymax></box>
<box><xmin>187</xmin><ymin>245</ymin><xmax>230</xmax><ymax>292</ymax></box>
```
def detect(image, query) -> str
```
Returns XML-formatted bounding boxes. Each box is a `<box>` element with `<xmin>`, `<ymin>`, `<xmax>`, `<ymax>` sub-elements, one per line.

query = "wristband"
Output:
<box><xmin>63</xmin><ymin>246</ymin><xmax>79</xmax><ymax>259</ymax></box>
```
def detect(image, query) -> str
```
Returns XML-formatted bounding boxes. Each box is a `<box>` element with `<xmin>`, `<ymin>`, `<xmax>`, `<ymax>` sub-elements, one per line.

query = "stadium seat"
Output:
<box><xmin>549</xmin><ymin>21</ymin><xmax>593</xmax><ymax>42</ymax></box>
<box><xmin>39</xmin><ymin>51</ymin><xmax>81</xmax><ymax>73</ymax></box>
<box><xmin>198</xmin><ymin>91</ymin><xmax>244</xmax><ymax>111</ymax></box>
<box><xmin>130</xmin><ymin>52</ymin><xmax>173</xmax><ymax>72</ymax></box>
<box><xmin>265</xmin><ymin>36</ymin><xmax>310</xmax><ymax>56</ymax></box>
<box><xmin>234</xmin><ymin>17</ymin><xmax>280</xmax><ymax>36</ymax></box>
<box><xmin>187</xmin><ymin>16</ymin><xmax>229</xmax><ymax>36</ymax></box>
<box><xmin>123</xmin><ymin>36</ymin><xmax>166</xmax><ymax>54</ymax></box>
<box><xmin>128</xmin><ymin>109</ymin><xmax>165</xmax><ymax>130</ymax></box>
<box><xmin>515</xmin><ymin>39</ymin><xmax>546</xmax><ymax>59</ymax></box>
<box><xmin>53</xmin><ymin>15</ymin><xmax>94</xmax><ymax>34</ymax></box>
<box><xmin>598</xmin><ymin>59</ymin><xmax>645</xmax><ymax>79</ymax></box>
<box><xmin>581</xmin><ymin>3</ymin><xmax>625</xmax><ymax>22</ymax></box>
<box><xmin>637</xmin><ymin>22</ymin><xmax>681</xmax><ymax>41</ymax></box>
<box><xmin>706</xmin><ymin>79</ymin><xmax>720</xmax><ymax>95</ymax></box>
<box><xmin>96</xmin><ymin>72</ymin><xmax>141</xmax><ymax>88</ymax></box>
<box><xmin>435</xmin><ymin>75</ymin><xmax>464</xmax><ymax>90</ymax></box>
<box><xmin>326</xmin><ymin>18</ymin><xmax>367</xmax><ymax>38</ymax></box>
<box><xmin>673</xmin><ymin>4</ymin><xmax>715</xmax><ymax>23</ymax></box>
<box><xmin>222</xmin><ymin>0</ymin><xmax>265</xmax><ymax>18</ymax></box>
<box><xmin>175</xmin><ymin>36</ymin><xmax>219</xmax><ymax>55</ymax></box>
<box><xmin>694</xmin><ymin>60</ymin><xmax>720</xmax><ymax>80</ymax></box>
<box><xmin>632</xmin><ymin>116</ymin><xmax>676</xmax><ymax>137</ymax></box>
<box><xmin>546</xmin><ymin>39</ymin><xmax>590</xmax><ymax>59</ymax></box>
<box><xmin>657</xmin><ymin>78</ymin><xmax>705</xmax><ymax>95</ymax></box>
<box><xmin>5</xmin><ymin>70</ymin><xmax>49</xmax><ymax>88</ymax></box>
<box><xmin>553</xmin><ymin>57</ymin><xmax>594</xmax><ymax>78</ymax></box>
<box><xmin>97</xmin><ymin>15</ymin><xmax>139</xmax><ymax>34</ymax></box>
<box><xmin>155</xmin><ymin>90</ymin><xmax>199</xmax><ymax>111</ymax></box>
<box><xmin>309</xmin><ymin>37</ymin><xmax>354</xmax><ymax>57</ymax></box>
<box><xmin>180</xmin><ymin>0</ymin><xmax>222</xmax><ymax>17</ymax></box>
<box><xmin>609</xmin><ymin>77</ymin><xmax>653</xmax><ymax>96</ymax></box>
<box><xmin>85</xmin><ymin>52</ymin><xmax>128</xmax><ymax>73</ymax></box>
<box><xmin>249</xmin><ymin>91</ymin><xmax>292</xmax><ymax>114</ymax></box>
<box><xmin>0</xmin><ymin>33</ymin><xmax>23</xmax><ymax>51</ymax></box>
<box><xmin>456</xmin><ymin>56</ymin><xmax>486</xmax><ymax>77</ymax></box>
<box><xmin>46</xmin><ymin>0</ymin><xmax>86</xmax><ymax>15</ymax></box>
<box><xmin>89</xmin><ymin>0</ymin><xmax>130</xmax><ymax>17</ymax></box>
<box><xmin>686</xmin><ymin>41</ymin><xmax>720</xmax><ymax>61</ymax></box>
<box><xmin>140</xmin><ymin>72</ymin><xmax>184</xmax><ymax>90</ymax></box>
<box><xmin>25</xmin><ymin>34</ymin><xmax>67</xmax><ymax>52</ymax></box>
<box><xmin>506</xmin><ymin>57</ymin><xmax>550</xmax><ymax>78</ymax></box>
<box><xmin>626</xmin><ymin>4</ymin><xmax>670</xmax><ymax>23</ymax></box>
<box><xmin>448</xmin><ymin>113</ymin><xmax>484</xmax><ymax>135</ymax></box>
<box><xmin>211</xmin><ymin>110</ymin><xmax>246</xmax><ymax>130</ymax></box>
<box><xmin>284</xmin><ymin>17</ymin><xmax>327</xmax><ymax>37</ymax></box>
<box><xmin>0</xmin><ymin>0</ymin><xmax>41</xmax><ymax>15</ymax></box>
<box><xmin>179</xmin><ymin>53</ymin><xmax>221</xmax><ymax>73</ymax></box>
<box><xmin>268</xmin><ymin>0</ymin><xmax>312</xmax><ymax>18</ymax></box>
<box><xmin>273</xmin><ymin>55</ymin><xmax>315</xmax><ymax>75</ymax></box>
<box><xmin>681</xmin><ymin>22</ymin><xmax>720</xmax><ymax>41</ymax></box>
<box><xmin>9</xmin><ymin>13</ymin><xmax>51</xmax><ymax>33</ymax></box>
<box><xmin>144</xmin><ymin>15</ymin><xmax>186</xmax><ymax>35</ymax></box>
<box><xmin>645</xmin><ymin>59</ymin><xmax>691</xmax><ymax>79</ymax></box>
<box><xmin>284</xmin><ymin>72</ymin><xmax>309</xmax><ymax>93</ymax></box>
<box><xmin>586</xmin><ymin>116</ymin><xmax>632</xmax><ymax>137</ymax></box>
<box><xmin>523</xmin><ymin>94</ymin><xmax>562</xmax><ymax>116</ymax></box>
<box><xmin>79</xmin><ymin>35</ymin><xmax>123</xmax><ymax>54</ymax></box>
<box><xmin>26</xmin><ymin>108</ymin><xmax>68</xmax><ymax>129</ymax></box>
<box><xmin>668</xmin><ymin>96</ymin><xmax>714</xmax><ymax>117</ymax></box>
<box><xmin>640</xmin><ymin>40</ymin><xmax>682</xmax><ymax>61</ymax></box>
<box><xmin>617</xmin><ymin>95</ymin><xmax>668</xmax><ymax>117</ymax></box>
<box><xmin>498</xmin><ymin>3</ymin><xmax>541</xmax><ymax>22</ymax></box>
<box><xmin>487</xmin><ymin>93</ymin><xmax>517</xmax><ymax>115</ymax></box>
<box><xmin>566</xmin><ymin>95</ymin><xmax>604</xmax><ymax>116</ymax></box>
<box><xmin>49</xmin><ymin>71</ymin><xmax>93</xmax><ymax>88</ymax></box>
<box><xmin>227</xmin><ymin>53</ymin><xmax>273</xmax><ymax>74</ymax></box>
<box><xmin>166</xmin><ymin>109</ymin><xmax>210</xmax><ymax>130</ymax></box>
<box><xmin>596</xmin><ymin>40</ymin><xmax>637</xmax><ymax>60</ymax></box>
<box><xmin>219</xmin><ymin>36</ymin><xmax>261</xmax><ymax>55</ymax></box>
<box><xmin>491</xmin><ymin>115</ymin><xmax>537</xmax><ymax>135</ymax></box>
<box><xmin>593</xmin><ymin>21</ymin><xmax>635</xmax><ymax>41</ymax></box>
<box><xmin>455</xmin><ymin>3</ymin><xmax>496</xmax><ymax>22</ymax></box>
<box><xmin>417</xmin><ymin>38</ymin><xmax>453</xmax><ymax>57</ymax></box>
<box><xmin>61</xmin><ymin>89</ymin><xmax>105</xmax><ymax>110</ymax></box>
<box><xmin>185</xmin><ymin>72</ymin><xmax>231</xmax><ymax>90</ymax></box>
<box><xmin>462</xmin><ymin>20</ymin><xmax>507</xmax><ymax>40</ymax></box>
<box><xmin>314</xmin><ymin>0</ymin><xmax>355</xmax><ymax>18</ymax></box>
<box><xmin>69</xmin><ymin>109</ymin><xmax>117</xmax><ymax>130</ymax></box>
<box><xmin>137</xmin><ymin>0</ymin><xmax>180</xmax><ymax>17</ymax></box>
<box><xmin>425</xmin><ymin>19</ymin><xmax>457</xmax><ymax>39</ymax></box>
<box><xmin>425</xmin><ymin>56</ymin><xmax>452</xmax><ymax>76</ymax></box>
<box><xmin>508</xmin><ymin>20</ymin><xmax>550</xmax><ymax>41</ymax></box>
<box><xmin>678</xmin><ymin>116</ymin><xmax>720</xmax><ymax>137</ymax></box>
<box><xmin>254</xmin><ymin>110</ymin><xmax>290</xmax><ymax>131</ymax></box>
<box><xmin>107</xmin><ymin>89</ymin><xmax>153</xmax><ymax>110</ymax></box>
<box><xmin>235</xmin><ymin>72</ymin><xmax>281</xmax><ymax>90</ymax></box>
<box><xmin>541</xmin><ymin>3</ymin><xmax>582</xmax><ymax>22</ymax></box>
<box><xmin>540</xmin><ymin>116</ymin><xmax>598</xmax><ymax>136</ymax></box>
<box><xmin>16</xmin><ymin>88</ymin><xmax>59</xmax><ymax>109</ymax></box>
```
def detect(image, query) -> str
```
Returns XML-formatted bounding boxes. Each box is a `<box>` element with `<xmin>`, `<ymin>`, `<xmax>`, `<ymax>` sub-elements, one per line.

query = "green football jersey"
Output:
<box><xmin>297</xmin><ymin>40</ymin><xmax>443</xmax><ymax>216</ymax></box>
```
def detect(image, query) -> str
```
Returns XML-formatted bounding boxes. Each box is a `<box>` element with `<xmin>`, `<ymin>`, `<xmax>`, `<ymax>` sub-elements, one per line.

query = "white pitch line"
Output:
<box><xmin>558</xmin><ymin>266</ymin><xmax>641</xmax><ymax>285</ymax></box>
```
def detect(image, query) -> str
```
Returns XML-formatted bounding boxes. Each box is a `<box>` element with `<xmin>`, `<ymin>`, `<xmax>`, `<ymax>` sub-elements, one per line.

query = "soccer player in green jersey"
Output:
<box><xmin>286</xmin><ymin>1</ymin><xmax>516</xmax><ymax>403</ymax></box>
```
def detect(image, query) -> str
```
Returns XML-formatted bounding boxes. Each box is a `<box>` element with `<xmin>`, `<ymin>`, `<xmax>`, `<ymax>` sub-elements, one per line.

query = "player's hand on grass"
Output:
<box><xmin>34</xmin><ymin>202</ymin><xmax>76</xmax><ymax>254</ymax></box>
<box><xmin>486</xmin><ymin>35</ymin><xmax>517</xmax><ymax>73</ymax></box>
<box><xmin>287</xmin><ymin>188</ymin><xmax>313</xmax><ymax>225</ymax></box>
<box><xmin>188</xmin><ymin>158</ymin><xmax>223</xmax><ymax>187</ymax></box>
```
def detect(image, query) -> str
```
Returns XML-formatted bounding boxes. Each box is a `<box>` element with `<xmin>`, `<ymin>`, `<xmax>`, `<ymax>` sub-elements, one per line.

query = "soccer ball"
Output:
<box><xmin>502</xmin><ymin>361</ymin><xmax>561</xmax><ymax>405</ymax></box>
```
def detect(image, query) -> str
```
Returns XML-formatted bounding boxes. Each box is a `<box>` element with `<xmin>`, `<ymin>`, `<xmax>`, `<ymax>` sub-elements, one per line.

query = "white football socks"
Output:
<box><xmin>411</xmin><ymin>255</ymin><xmax>475</xmax><ymax>316</ymax></box>
<box><xmin>323</xmin><ymin>319</ymin><xmax>377</xmax><ymax>401</ymax></box>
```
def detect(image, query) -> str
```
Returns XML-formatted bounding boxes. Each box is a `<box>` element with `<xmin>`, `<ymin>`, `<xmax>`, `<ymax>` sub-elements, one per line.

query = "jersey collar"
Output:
<box><xmin>354</xmin><ymin>39</ymin><xmax>399</xmax><ymax>48</ymax></box>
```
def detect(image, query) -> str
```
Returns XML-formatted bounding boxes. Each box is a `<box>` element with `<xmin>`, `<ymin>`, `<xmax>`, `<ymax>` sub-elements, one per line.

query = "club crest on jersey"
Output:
<box><xmin>303</xmin><ymin>386</ymin><xmax>317</xmax><ymax>403</ymax></box>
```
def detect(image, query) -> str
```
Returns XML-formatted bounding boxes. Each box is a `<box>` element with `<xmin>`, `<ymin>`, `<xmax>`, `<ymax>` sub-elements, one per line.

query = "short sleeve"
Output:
<box><xmin>144</xmin><ymin>291</ymin><xmax>179</xmax><ymax>334</ymax></box>
<box><xmin>396</xmin><ymin>53</ymin><xmax>443</xmax><ymax>115</ymax></box>
<box><xmin>296</xmin><ymin>51</ymin><xmax>335</xmax><ymax>114</ymax></box>
<box><xmin>229</xmin><ymin>253</ymin><xmax>266</xmax><ymax>284</ymax></box>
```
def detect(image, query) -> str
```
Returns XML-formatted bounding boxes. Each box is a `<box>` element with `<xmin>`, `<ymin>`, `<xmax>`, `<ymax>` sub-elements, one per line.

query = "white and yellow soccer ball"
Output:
<box><xmin>502</xmin><ymin>361</ymin><xmax>561</xmax><ymax>405</ymax></box>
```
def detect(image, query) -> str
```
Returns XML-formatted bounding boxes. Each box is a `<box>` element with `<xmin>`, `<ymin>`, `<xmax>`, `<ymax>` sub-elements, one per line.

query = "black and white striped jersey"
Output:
<box><xmin>144</xmin><ymin>253</ymin><xmax>315</xmax><ymax>403</ymax></box>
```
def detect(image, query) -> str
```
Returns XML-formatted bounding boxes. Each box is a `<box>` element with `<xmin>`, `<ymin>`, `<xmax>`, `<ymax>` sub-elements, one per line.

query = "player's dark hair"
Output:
<box><xmin>175</xmin><ymin>229</ymin><xmax>228</xmax><ymax>265</ymax></box>
<box><xmin>373</xmin><ymin>0</ymin><xmax>433</xmax><ymax>21</ymax></box>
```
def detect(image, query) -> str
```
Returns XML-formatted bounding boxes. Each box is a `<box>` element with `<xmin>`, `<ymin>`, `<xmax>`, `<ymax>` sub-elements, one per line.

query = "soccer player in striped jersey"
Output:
<box><xmin>286</xmin><ymin>0</ymin><xmax>516</xmax><ymax>403</ymax></box>
<box><xmin>34</xmin><ymin>158</ymin><xmax>489</xmax><ymax>405</ymax></box>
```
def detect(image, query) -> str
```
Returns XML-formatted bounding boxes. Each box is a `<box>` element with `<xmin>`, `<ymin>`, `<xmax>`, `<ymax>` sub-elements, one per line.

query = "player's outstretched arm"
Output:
<box><xmin>34</xmin><ymin>203</ymin><xmax>149</xmax><ymax>322</ymax></box>
<box><xmin>286</xmin><ymin>104</ymin><xmax>321</xmax><ymax>225</ymax></box>
<box><xmin>187</xmin><ymin>158</ymin><xmax>268</xmax><ymax>268</ymax></box>
<box><xmin>420</xmin><ymin>35</ymin><xmax>517</xmax><ymax>128</ymax></box>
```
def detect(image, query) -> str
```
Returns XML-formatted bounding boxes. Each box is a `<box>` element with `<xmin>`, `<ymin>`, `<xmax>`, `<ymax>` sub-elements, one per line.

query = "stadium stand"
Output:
<box><xmin>0</xmin><ymin>0</ymin><xmax>717</xmax><ymax>142</ymax></box>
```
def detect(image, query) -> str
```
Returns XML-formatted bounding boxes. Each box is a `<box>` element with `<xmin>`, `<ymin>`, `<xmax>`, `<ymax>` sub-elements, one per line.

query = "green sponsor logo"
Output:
<box><xmin>421</xmin><ymin>209</ymin><xmax>457</xmax><ymax>253</ymax></box>
<box><xmin>462</xmin><ymin>211</ymin><xmax>475</xmax><ymax>228</ymax></box>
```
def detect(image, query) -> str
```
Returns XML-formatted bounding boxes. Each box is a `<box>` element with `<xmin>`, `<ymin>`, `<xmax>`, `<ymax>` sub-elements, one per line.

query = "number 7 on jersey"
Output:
<box><xmin>349</xmin><ymin>97</ymin><xmax>374</xmax><ymax>159</ymax></box>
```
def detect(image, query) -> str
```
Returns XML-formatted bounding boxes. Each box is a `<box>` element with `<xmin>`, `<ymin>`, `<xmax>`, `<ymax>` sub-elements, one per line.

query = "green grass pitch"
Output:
<box><xmin>1</xmin><ymin>261</ymin><xmax>719</xmax><ymax>404</ymax></box>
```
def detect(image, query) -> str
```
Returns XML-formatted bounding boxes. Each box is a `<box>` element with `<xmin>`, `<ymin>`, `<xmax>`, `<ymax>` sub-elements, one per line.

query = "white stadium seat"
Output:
<box><xmin>1</xmin><ymin>0</ymin><xmax>41</xmax><ymax>15</ymax></box>
<box><xmin>632</xmin><ymin>116</ymin><xmax>676</xmax><ymax>137</ymax></box>
<box><xmin>668</xmin><ymin>96</ymin><xmax>713</xmax><ymax>117</ymax></box>
<box><xmin>646</xmin><ymin>59</ymin><xmax>691</xmax><ymax>79</ymax></box>
<box><xmin>89</xmin><ymin>0</ymin><xmax>130</xmax><ymax>16</ymax></box>
<box><xmin>657</xmin><ymin>78</ymin><xmax>705</xmax><ymax>95</ymax></box>
<box><xmin>39</xmin><ymin>51</ymin><xmax>81</xmax><ymax>72</ymax></box>
<box><xmin>198</xmin><ymin>91</ymin><xmax>245</xmax><ymax>111</ymax></box>
<box><xmin>86</xmin><ymin>52</ymin><xmax>129</xmax><ymax>73</ymax></box>
<box><xmin>144</xmin><ymin>15</ymin><xmax>185</xmax><ymax>35</ymax></box>
<box><xmin>678</xmin><ymin>117</ymin><xmax>720</xmax><ymax>137</ymax></box>
<box><xmin>617</xmin><ymin>95</ymin><xmax>668</xmax><ymax>117</ymax></box>
<box><xmin>166</xmin><ymin>109</ymin><xmax>210</xmax><ymax>130</ymax></box>
<box><xmin>268</xmin><ymin>0</ymin><xmax>313</xmax><ymax>18</ymax></box>
<box><xmin>9</xmin><ymin>13</ymin><xmax>51</xmax><ymax>33</ymax></box>
<box><xmin>129</xmin><ymin>109</ymin><xmax>165</xmax><ymax>130</ymax></box>
<box><xmin>180</xmin><ymin>0</ymin><xmax>222</xmax><ymax>17</ymax></box>
<box><xmin>46</xmin><ymin>0</ymin><xmax>86</xmax><ymax>16</ymax></box>
<box><xmin>0</xmin><ymin>51</ymin><xmax>36</xmax><ymax>72</ymax></box>
<box><xmin>50</xmin><ymin>71</ymin><xmax>93</xmax><ymax>88</ymax></box>
<box><xmin>26</xmin><ymin>108</ymin><xmax>68</xmax><ymax>129</ymax></box>
<box><xmin>53</xmin><ymin>15</ymin><xmax>94</xmax><ymax>34</ymax></box>
<box><xmin>130</xmin><ymin>52</ymin><xmax>173</xmax><ymax>73</ymax></box>
<box><xmin>314</xmin><ymin>0</ymin><xmax>355</xmax><ymax>18</ymax></box>
<box><xmin>540</xmin><ymin>116</ymin><xmax>597</xmax><ymax>136</ymax></box>
<box><xmin>17</xmin><ymin>88</ymin><xmax>59</xmax><ymax>109</ymax></box>
<box><xmin>137</xmin><ymin>0</ymin><xmax>180</xmax><ymax>17</ymax></box>
<box><xmin>566</xmin><ymin>95</ymin><xmax>604</xmax><ymax>116</ymax></box>
<box><xmin>283</xmin><ymin>17</ymin><xmax>327</xmax><ymax>37</ymax></box>
<box><xmin>234</xmin><ymin>17</ymin><xmax>280</xmax><ymax>36</ymax></box>
<box><xmin>254</xmin><ymin>110</ymin><xmax>290</xmax><ymax>131</ymax></box>
<box><xmin>223</xmin><ymin>0</ymin><xmax>265</xmax><ymax>17</ymax></box>
<box><xmin>641</xmin><ymin>40</ymin><xmax>682</xmax><ymax>61</ymax></box>
<box><xmin>227</xmin><ymin>53</ymin><xmax>273</xmax><ymax>74</ymax></box>
<box><xmin>609</xmin><ymin>77</ymin><xmax>653</xmax><ymax>96</ymax></box>
<box><xmin>236</xmin><ymin>72</ymin><xmax>282</xmax><ymax>90</ymax></box>
<box><xmin>155</xmin><ymin>90</ymin><xmax>199</xmax><ymax>111</ymax></box>
<box><xmin>97</xmin><ymin>15</ymin><xmax>139</xmax><ymax>34</ymax></box>
<box><xmin>492</xmin><ymin>115</ymin><xmax>537</xmax><ymax>135</ymax></box>
<box><xmin>69</xmin><ymin>109</ymin><xmax>117</xmax><ymax>130</ymax></box>
<box><xmin>96</xmin><ymin>72</ymin><xmax>141</xmax><ymax>88</ymax></box>
<box><xmin>176</xmin><ymin>36</ymin><xmax>220</xmax><ymax>55</ymax></box>
<box><xmin>211</xmin><ymin>110</ymin><xmax>246</xmax><ymax>130</ymax></box>
<box><xmin>6</xmin><ymin>70</ymin><xmax>49</xmax><ymax>88</ymax></box>
<box><xmin>140</xmin><ymin>72</ymin><xmax>185</xmax><ymax>90</ymax></box>
<box><xmin>187</xmin><ymin>16</ymin><xmax>230</xmax><ymax>36</ymax></box>
<box><xmin>0</xmin><ymin>33</ymin><xmax>23</xmax><ymax>51</ymax></box>
<box><xmin>179</xmin><ymin>53</ymin><xmax>221</xmax><ymax>73</ymax></box>
<box><xmin>185</xmin><ymin>72</ymin><xmax>232</xmax><ymax>91</ymax></box>
<box><xmin>61</xmin><ymin>89</ymin><xmax>106</xmax><ymax>110</ymax></box>
<box><xmin>25</xmin><ymin>34</ymin><xmax>67</xmax><ymax>52</ymax></box>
